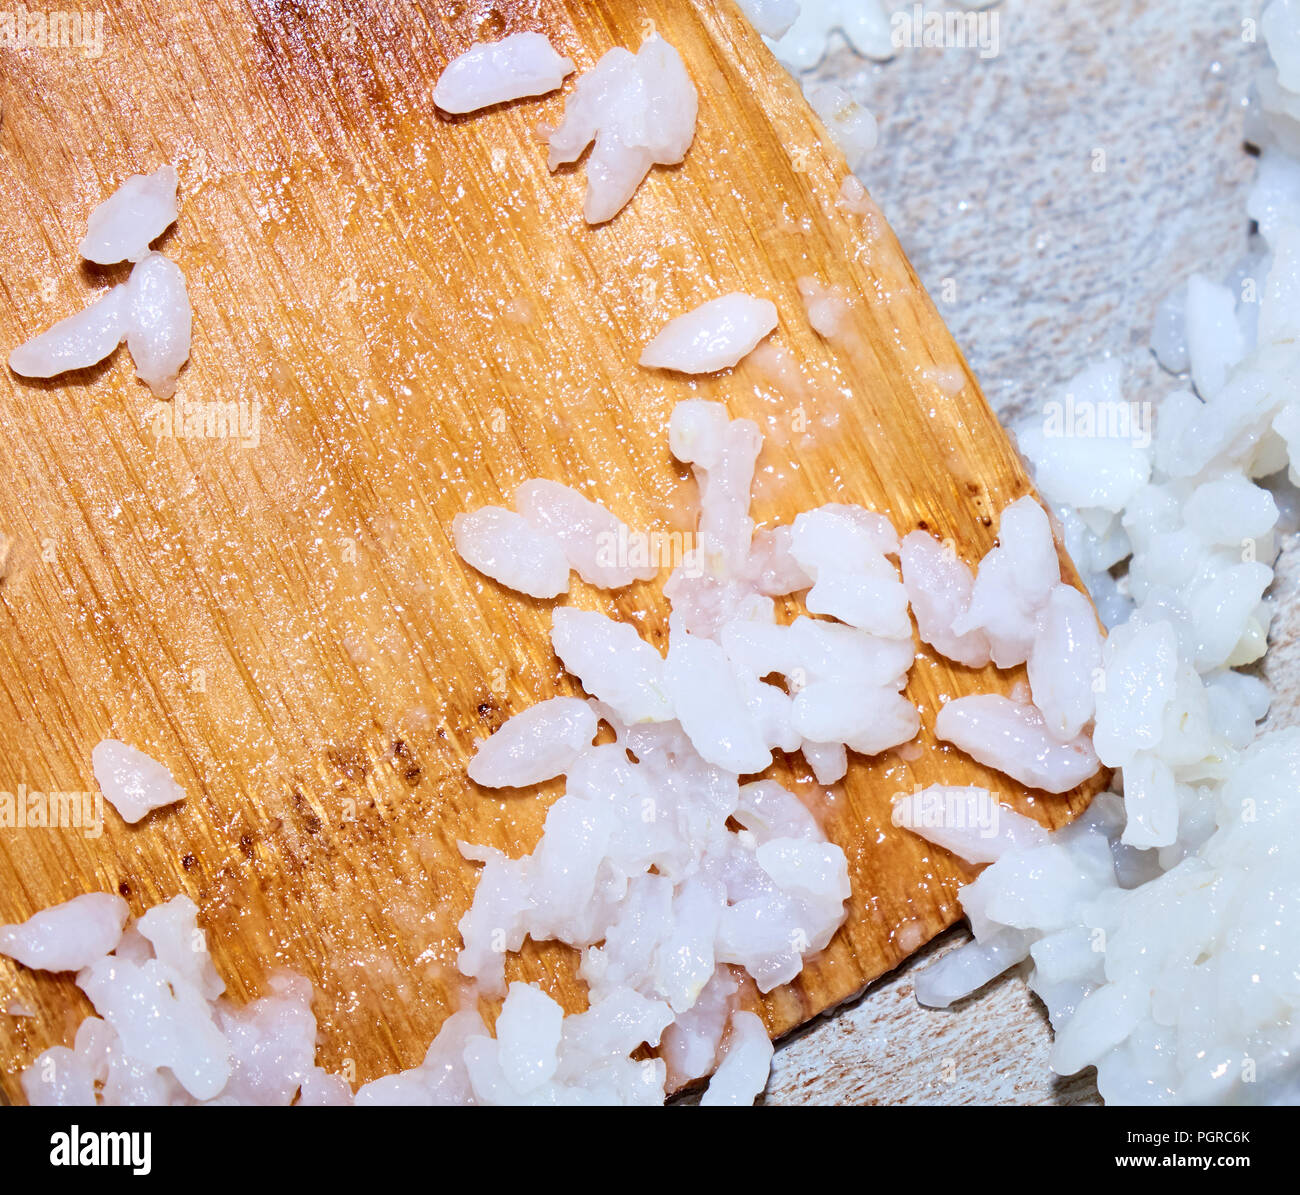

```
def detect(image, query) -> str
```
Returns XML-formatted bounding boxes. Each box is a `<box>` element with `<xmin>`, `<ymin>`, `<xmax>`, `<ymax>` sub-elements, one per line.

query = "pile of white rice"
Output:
<box><xmin>6</xmin><ymin>2</ymin><xmax>1300</xmax><ymax>1107</ymax></box>
<box><xmin>7</xmin><ymin>893</ymin><xmax>348</xmax><ymax>1106</ymax></box>
<box><xmin>12</xmin><ymin>379</ymin><xmax>1097</xmax><ymax>1104</ymax></box>
<box><xmin>888</xmin><ymin>1</ymin><xmax>1300</xmax><ymax>1105</ymax></box>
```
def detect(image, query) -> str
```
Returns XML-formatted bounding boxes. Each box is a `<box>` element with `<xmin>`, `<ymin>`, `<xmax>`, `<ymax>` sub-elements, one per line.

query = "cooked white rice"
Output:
<box><xmin>546</xmin><ymin>33</ymin><xmax>698</xmax><ymax>224</ymax></box>
<box><xmin>432</xmin><ymin>32</ymin><xmax>574</xmax><ymax>115</ymax></box>
<box><xmin>8</xmin><ymin>0</ymin><xmax>1300</xmax><ymax>1110</ymax></box>
<box><xmin>640</xmin><ymin>294</ymin><xmax>779</xmax><ymax>374</ymax></box>
<box><xmin>897</xmin><ymin>0</ymin><xmax>1300</xmax><ymax>1106</ymax></box>
<box><xmin>78</xmin><ymin>164</ymin><xmax>178</xmax><ymax>265</ymax></box>
<box><xmin>10</xmin><ymin>169</ymin><xmax>192</xmax><ymax>397</ymax></box>
<box><xmin>91</xmin><ymin>739</ymin><xmax>186</xmax><ymax>824</ymax></box>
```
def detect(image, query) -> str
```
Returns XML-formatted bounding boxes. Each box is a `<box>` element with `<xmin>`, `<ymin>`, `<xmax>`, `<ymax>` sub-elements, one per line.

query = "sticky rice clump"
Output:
<box><xmin>10</xmin><ymin>167</ymin><xmax>192</xmax><ymax>397</ymax></box>
<box><xmin>7</xmin><ymin>895</ymin><xmax>337</xmax><ymax>1106</ymax></box>
<box><xmin>546</xmin><ymin>34</ymin><xmax>698</xmax><ymax>224</ymax></box>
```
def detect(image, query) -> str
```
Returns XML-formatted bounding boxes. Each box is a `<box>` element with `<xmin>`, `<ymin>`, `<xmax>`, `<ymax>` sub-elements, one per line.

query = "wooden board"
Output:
<box><xmin>0</xmin><ymin>0</ymin><xmax>1104</xmax><ymax>1101</ymax></box>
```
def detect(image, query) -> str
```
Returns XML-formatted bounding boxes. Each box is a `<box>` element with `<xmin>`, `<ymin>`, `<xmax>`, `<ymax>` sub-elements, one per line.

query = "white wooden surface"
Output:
<box><xmin>761</xmin><ymin>0</ymin><xmax>1271</xmax><ymax>1106</ymax></box>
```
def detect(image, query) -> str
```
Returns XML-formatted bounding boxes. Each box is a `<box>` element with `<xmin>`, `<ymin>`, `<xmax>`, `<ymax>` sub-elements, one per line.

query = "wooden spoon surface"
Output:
<box><xmin>0</xmin><ymin>0</ymin><xmax>1103</xmax><ymax>1099</ymax></box>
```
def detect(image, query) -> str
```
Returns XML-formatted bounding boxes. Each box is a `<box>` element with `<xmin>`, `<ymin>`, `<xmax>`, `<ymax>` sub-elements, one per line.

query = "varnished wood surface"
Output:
<box><xmin>0</xmin><ymin>0</ymin><xmax>1103</xmax><ymax>1101</ymax></box>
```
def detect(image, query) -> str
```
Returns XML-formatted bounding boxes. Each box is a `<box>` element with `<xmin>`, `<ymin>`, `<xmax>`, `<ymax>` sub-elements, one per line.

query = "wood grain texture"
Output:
<box><xmin>728</xmin><ymin>927</ymin><xmax>1101</xmax><ymax>1107</ymax></box>
<box><xmin>0</xmin><ymin>0</ymin><xmax>1103</xmax><ymax>1102</ymax></box>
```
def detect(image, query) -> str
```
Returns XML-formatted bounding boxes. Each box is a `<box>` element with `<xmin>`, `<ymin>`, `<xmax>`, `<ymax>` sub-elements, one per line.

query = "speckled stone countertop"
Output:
<box><xmin>762</xmin><ymin>0</ymin><xmax>1273</xmax><ymax>1106</ymax></box>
